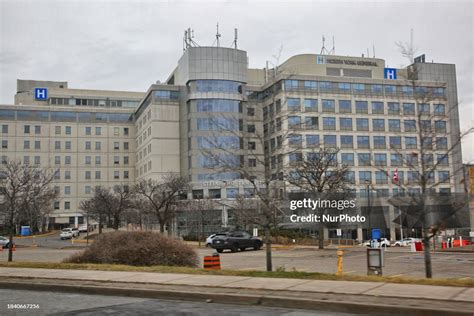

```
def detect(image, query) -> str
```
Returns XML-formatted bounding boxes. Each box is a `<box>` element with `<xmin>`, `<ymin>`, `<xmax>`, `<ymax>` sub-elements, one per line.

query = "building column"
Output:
<box><xmin>74</xmin><ymin>216</ymin><xmax>79</xmax><ymax>228</ymax></box>
<box><xmin>357</xmin><ymin>227</ymin><xmax>363</xmax><ymax>242</ymax></box>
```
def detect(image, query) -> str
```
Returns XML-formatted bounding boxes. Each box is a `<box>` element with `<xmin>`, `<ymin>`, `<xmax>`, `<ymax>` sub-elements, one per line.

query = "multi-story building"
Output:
<box><xmin>0</xmin><ymin>43</ymin><xmax>468</xmax><ymax>239</ymax></box>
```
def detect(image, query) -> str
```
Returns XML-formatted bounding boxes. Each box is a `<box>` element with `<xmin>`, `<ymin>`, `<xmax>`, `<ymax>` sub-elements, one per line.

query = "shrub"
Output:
<box><xmin>64</xmin><ymin>231</ymin><xmax>198</xmax><ymax>267</ymax></box>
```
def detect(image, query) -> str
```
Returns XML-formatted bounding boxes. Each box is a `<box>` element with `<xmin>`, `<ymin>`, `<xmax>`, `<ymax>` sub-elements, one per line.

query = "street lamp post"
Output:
<box><xmin>365</xmin><ymin>180</ymin><xmax>372</xmax><ymax>239</ymax></box>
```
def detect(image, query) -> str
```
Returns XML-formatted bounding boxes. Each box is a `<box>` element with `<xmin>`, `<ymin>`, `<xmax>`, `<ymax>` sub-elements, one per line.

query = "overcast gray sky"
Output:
<box><xmin>1</xmin><ymin>0</ymin><xmax>473</xmax><ymax>162</ymax></box>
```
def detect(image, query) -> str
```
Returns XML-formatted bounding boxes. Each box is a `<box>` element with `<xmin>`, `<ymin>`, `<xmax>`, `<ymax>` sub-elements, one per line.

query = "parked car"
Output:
<box><xmin>393</xmin><ymin>238</ymin><xmax>420</xmax><ymax>247</ymax></box>
<box><xmin>211</xmin><ymin>231</ymin><xmax>262</xmax><ymax>253</ymax></box>
<box><xmin>60</xmin><ymin>227</ymin><xmax>79</xmax><ymax>240</ymax></box>
<box><xmin>0</xmin><ymin>236</ymin><xmax>12</xmax><ymax>249</ymax></box>
<box><xmin>60</xmin><ymin>229</ymin><xmax>73</xmax><ymax>240</ymax></box>
<box><xmin>78</xmin><ymin>225</ymin><xmax>89</xmax><ymax>233</ymax></box>
<box><xmin>205</xmin><ymin>233</ymin><xmax>229</xmax><ymax>247</ymax></box>
<box><xmin>363</xmin><ymin>238</ymin><xmax>391</xmax><ymax>247</ymax></box>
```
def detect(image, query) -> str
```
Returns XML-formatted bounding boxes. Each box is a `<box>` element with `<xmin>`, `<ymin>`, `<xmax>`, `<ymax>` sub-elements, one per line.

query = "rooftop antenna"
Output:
<box><xmin>215</xmin><ymin>22</ymin><xmax>221</xmax><ymax>47</ymax></box>
<box><xmin>232</xmin><ymin>28</ymin><xmax>238</xmax><ymax>49</ymax></box>
<box><xmin>320</xmin><ymin>35</ymin><xmax>335</xmax><ymax>55</ymax></box>
<box><xmin>373</xmin><ymin>45</ymin><xmax>375</xmax><ymax>58</ymax></box>
<box><xmin>183</xmin><ymin>27</ymin><xmax>199</xmax><ymax>51</ymax></box>
<box><xmin>320</xmin><ymin>35</ymin><xmax>327</xmax><ymax>55</ymax></box>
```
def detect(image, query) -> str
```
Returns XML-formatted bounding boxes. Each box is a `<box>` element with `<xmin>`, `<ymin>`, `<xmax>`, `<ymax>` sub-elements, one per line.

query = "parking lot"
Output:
<box><xmin>2</xmin><ymin>238</ymin><xmax>473</xmax><ymax>279</ymax></box>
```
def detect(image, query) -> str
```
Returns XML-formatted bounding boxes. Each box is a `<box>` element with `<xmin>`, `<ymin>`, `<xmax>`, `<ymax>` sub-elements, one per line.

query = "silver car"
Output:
<box><xmin>0</xmin><ymin>236</ymin><xmax>11</xmax><ymax>249</ymax></box>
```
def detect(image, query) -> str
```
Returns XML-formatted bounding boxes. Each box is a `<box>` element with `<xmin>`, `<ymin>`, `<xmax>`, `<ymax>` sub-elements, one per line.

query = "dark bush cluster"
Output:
<box><xmin>64</xmin><ymin>231</ymin><xmax>198</xmax><ymax>267</ymax></box>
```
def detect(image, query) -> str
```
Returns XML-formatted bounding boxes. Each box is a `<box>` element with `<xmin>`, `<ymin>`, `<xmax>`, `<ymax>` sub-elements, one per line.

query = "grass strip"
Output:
<box><xmin>0</xmin><ymin>261</ymin><xmax>472</xmax><ymax>288</ymax></box>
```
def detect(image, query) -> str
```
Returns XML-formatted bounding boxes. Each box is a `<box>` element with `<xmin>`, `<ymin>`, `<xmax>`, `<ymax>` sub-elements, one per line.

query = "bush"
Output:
<box><xmin>64</xmin><ymin>231</ymin><xmax>198</xmax><ymax>267</ymax></box>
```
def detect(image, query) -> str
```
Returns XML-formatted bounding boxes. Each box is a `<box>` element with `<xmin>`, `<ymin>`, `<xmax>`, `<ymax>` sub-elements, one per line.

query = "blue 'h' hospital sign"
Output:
<box><xmin>35</xmin><ymin>88</ymin><xmax>48</xmax><ymax>100</ymax></box>
<box><xmin>384</xmin><ymin>68</ymin><xmax>397</xmax><ymax>80</ymax></box>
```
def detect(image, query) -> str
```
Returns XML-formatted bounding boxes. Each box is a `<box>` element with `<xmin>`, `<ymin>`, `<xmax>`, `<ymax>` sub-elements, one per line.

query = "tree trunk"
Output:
<box><xmin>264</xmin><ymin>226</ymin><xmax>272</xmax><ymax>272</ymax></box>
<box><xmin>422</xmin><ymin>229</ymin><xmax>433</xmax><ymax>278</ymax></box>
<box><xmin>98</xmin><ymin>216</ymin><xmax>103</xmax><ymax>234</ymax></box>
<box><xmin>159</xmin><ymin>222</ymin><xmax>165</xmax><ymax>234</ymax></box>
<box><xmin>318</xmin><ymin>226</ymin><xmax>325</xmax><ymax>249</ymax></box>
<box><xmin>8</xmin><ymin>232</ymin><xmax>14</xmax><ymax>262</ymax></box>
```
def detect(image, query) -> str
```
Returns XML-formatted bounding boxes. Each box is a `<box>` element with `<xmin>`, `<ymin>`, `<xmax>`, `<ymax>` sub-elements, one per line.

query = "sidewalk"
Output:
<box><xmin>0</xmin><ymin>267</ymin><xmax>472</xmax><ymax>315</ymax></box>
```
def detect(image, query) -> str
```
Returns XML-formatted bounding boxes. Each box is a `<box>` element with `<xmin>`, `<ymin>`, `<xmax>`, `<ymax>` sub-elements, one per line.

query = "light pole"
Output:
<box><xmin>365</xmin><ymin>180</ymin><xmax>372</xmax><ymax>239</ymax></box>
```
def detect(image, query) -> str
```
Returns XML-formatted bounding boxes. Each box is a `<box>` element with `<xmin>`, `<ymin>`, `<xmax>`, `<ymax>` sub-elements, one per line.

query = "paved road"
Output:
<box><xmin>14</xmin><ymin>232</ymin><xmax>88</xmax><ymax>249</ymax></box>
<box><xmin>2</xmin><ymin>246</ymin><xmax>473</xmax><ymax>279</ymax></box>
<box><xmin>0</xmin><ymin>289</ymin><xmax>353</xmax><ymax>315</ymax></box>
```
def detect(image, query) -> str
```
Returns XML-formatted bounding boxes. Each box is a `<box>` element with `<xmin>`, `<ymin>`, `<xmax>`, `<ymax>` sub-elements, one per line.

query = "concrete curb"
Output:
<box><xmin>0</xmin><ymin>276</ymin><xmax>472</xmax><ymax>315</ymax></box>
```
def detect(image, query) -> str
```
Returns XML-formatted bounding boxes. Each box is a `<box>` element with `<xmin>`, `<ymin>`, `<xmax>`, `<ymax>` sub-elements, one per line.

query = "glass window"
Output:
<box><xmin>197</xmin><ymin>117</ymin><xmax>239</xmax><ymax>131</ymax></box>
<box><xmin>304</xmin><ymin>81</ymin><xmax>317</xmax><ymax>90</ymax></box>
<box><xmin>55</xmin><ymin>156</ymin><xmax>60</xmax><ymax>164</ymax></box>
<box><xmin>372</xmin><ymin>119</ymin><xmax>385</xmax><ymax>131</ymax></box>
<box><xmin>85</xmin><ymin>156</ymin><xmax>91</xmax><ymax>165</ymax></box>
<box><xmin>288</xmin><ymin>152</ymin><xmax>302</xmax><ymax>163</ymax></box>
<box><xmin>402</xmin><ymin>86</ymin><xmax>413</xmax><ymax>95</ymax></box>
<box><xmin>95</xmin><ymin>127</ymin><xmax>101</xmax><ymax>135</ymax></box>
<box><xmin>355</xmin><ymin>101</ymin><xmax>368</xmax><ymax>114</ymax></box>
<box><xmin>95</xmin><ymin>171</ymin><xmax>101</xmax><ymax>179</ymax></box>
<box><xmin>438</xmin><ymin>171</ymin><xmax>450</xmax><ymax>182</ymax></box>
<box><xmin>375</xmin><ymin>171</ymin><xmax>388</xmax><ymax>184</ymax></box>
<box><xmin>306</xmin><ymin>135</ymin><xmax>319</xmax><ymax>147</ymax></box>
<box><xmin>338</xmin><ymin>82</ymin><xmax>351</xmax><ymax>91</ymax></box>
<box><xmin>345</xmin><ymin>171</ymin><xmax>355</xmax><ymax>184</ymax></box>
<box><xmin>288</xmin><ymin>134</ymin><xmax>302</xmax><ymax>146</ymax></box>
<box><xmin>85</xmin><ymin>171</ymin><xmax>91</xmax><ymax>180</ymax></box>
<box><xmin>305</xmin><ymin>117</ymin><xmax>318</xmax><ymax>129</ymax></box>
<box><xmin>195</xmin><ymin>80</ymin><xmax>241</xmax><ymax>94</ymax></box>
<box><xmin>50</xmin><ymin>111</ymin><xmax>76</xmax><ymax>122</ymax></box>
<box><xmin>435</xmin><ymin>121</ymin><xmax>447</xmax><ymax>133</ymax></box>
<box><xmin>391</xmin><ymin>154</ymin><xmax>403</xmax><ymax>166</ymax></box>
<box><xmin>437</xmin><ymin>154</ymin><xmax>449</xmax><ymax>165</ymax></box>
<box><xmin>405</xmin><ymin>137</ymin><xmax>417</xmax><ymax>149</ymax></box>
<box><xmin>34</xmin><ymin>140</ymin><xmax>40</xmax><ymax>149</ymax></box>
<box><xmin>1</xmin><ymin>140</ymin><xmax>7</xmax><ymax>149</ymax></box>
<box><xmin>356</xmin><ymin>118</ymin><xmax>369</xmax><ymax>131</ymax></box>
<box><xmin>357</xmin><ymin>136</ymin><xmax>370</xmax><ymax>148</ymax></box>
<box><xmin>352</xmin><ymin>83</ymin><xmax>365</xmax><ymax>92</ymax></box>
<box><xmin>65</xmin><ymin>156</ymin><xmax>71</xmax><ymax>164</ymax></box>
<box><xmin>434</xmin><ymin>104</ymin><xmax>445</xmax><ymax>115</ymax></box>
<box><xmin>95</xmin><ymin>142</ymin><xmax>101</xmax><ymax>150</ymax></box>
<box><xmin>323</xmin><ymin>117</ymin><xmax>336</xmax><ymax>130</ymax></box>
<box><xmin>404</xmin><ymin>120</ymin><xmax>416</xmax><ymax>132</ymax></box>
<box><xmin>358</xmin><ymin>153</ymin><xmax>371</xmax><ymax>166</ymax></box>
<box><xmin>0</xmin><ymin>109</ymin><xmax>15</xmax><ymax>120</ymax></box>
<box><xmin>436</xmin><ymin>137</ymin><xmax>448</xmax><ymax>149</ymax></box>
<box><xmin>197</xmin><ymin>136</ymin><xmax>241</xmax><ymax>149</ymax></box>
<box><xmin>65</xmin><ymin>141</ymin><xmax>71</xmax><ymax>150</ymax></box>
<box><xmin>340</xmin><ymin>135</ymin><xmax>353</xmax><ymax>148</ymax></box>
<box><xmin>339</xmin><ymin>100</ymin><xmax>352</xmax><ymax>113</ymax></box>
<box><xmin>359</xmin><ymin>171</ymin><xmax>372</xmax><ymax>183</ymax></box>
<box><xmin>372</xmin><ymin>101</ymin><xmax>384</xmax><ymax>114</ymax></box>
<box><xmin>35</xmin><ymin>125</ymin><xmax>41</xmax><ymax>134</ymax></box>
<box><xmin>196</xmin><ymin>99</ymin><xmax>241</xmax><ymax>113</ymax></box>
<box><xmin>401</xmin><ymin>104</ymin><xmax>414</xmax><ymax>116</ymax></box>
<box><xmin>322</xmin><ymin>99</ymin><xmax>335</xmax><ymax>112</ymax></box>
<box><xmin>418</xmin><ymin>103</ymin><xmax>430</xmax><ymax>114</ymax></box>
<box><xmin>154</xmin><ymin>90</ymin><xmax>180</xmax><ymax>99</ymax></box>
<box><xmin>373</xmin><ymin>136</ymin><xmax>385</xmax><ymax>149</ymax></box>
<box><xmin>288</xmin><ymin>116</ymin><xmax>301</xmax><ymax>128</ymax></box>
<box><xmin>388</xmin><ymin>102</ymin><xmax>400</xmax><ymax>115</ymax></box>
<box><xmin>340</xmin><ymin>117</ymin><xmax>352</xmax><ymax>130</ymax></box>
<box><xmin>24</xmin><ymin>125</ymin><xmax>30</xmax><ymax>134</ymax></box>
<box><xmin>374</xmin><ymin>153</ymin><xmax>387</xmax><ymax>166</ymax></box>
<box><xmin>55</xmin><ymin>141</ymin><xmax>60</xmax><ymax>150</ymax></box>
<box><xmin>226</xmin><ymin>188</ymin><xmax>239</xmax><ymax>199</ymax></box>
<box><xmin>95</xmin><ymin>156</ymin><xmax>101</xmax><ymax>164</ymax></box>
<box><xmin>385</xmin><ymin>85</ymin><xmax>396</xmax><ymax>94</ymax></box>
<box><xmin>341</xmin><ymin>153</ymin><xmax>354</xmax><ymax>166</ymax></box>
<box><xmin>323</xmin><ymin>135</ymin><xmax>337</xmax><ymax>147</ymax></box>
<box><xmin>304</xmin><ymin>99</ymin><xmax>317</xmax><ymax>111</ymax></box>
<box><xmin>285</xmin><ymin>80</ymin><xmax>299</xmax><ymax>90</ymax></box>
<box><xmin>319</xmin><ymin>81</ymin><xmax>333</xmax><ymax>91</ymax></box>
<box><xmin>287</xmin><ymin>98</ymin><xmax>301</xmax><ymax>111</ymax></box>
<box><xmin>388</xmin><ymin>119</ymin><xmax>401</xmax><ymax>132</ymax></box>
<box><xmin>368</xmin><ymin>84</ymin><xmax>383</xmax><ymax>94</ymax></box>
<box><xmin>422</xmin><ymin>137</ymin><xmax>432</xmax><ymax>149</ymax></box>
<box><xmin>2</xmin><ymin>125</ymin><xmax>8</xmax><ymax>133</ymax></box>
<box><xmin>389</xmin><ymin>136</ymin><xmax>402</xmax><ymax>149</ymax></box>
<box><xmin>109</xmin><ymin>113</ymin><xmax>133</xmax><ymax>122</ymax></box>
<box><xmin>65</xmin><ymin>171</ymin><xmax>71</xmax><ymax>179</ymax></box>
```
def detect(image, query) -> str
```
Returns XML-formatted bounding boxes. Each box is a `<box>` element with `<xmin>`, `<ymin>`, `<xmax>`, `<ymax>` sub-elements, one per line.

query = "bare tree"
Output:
<box><xmin>134</xmin><ymin>174</ymin><xmax>188</xmax><ymax>234</ymax></box>
<box><xmin>181</xmin><ymin>197</ymin><xmax>221</xmax><ymax>247</ymax></box>
<box><xmin>285</xmin><ymin>147</ymin><xmax>351</xmax><ymax>248</ymax></box>
<box><xmin>387</xmin><ymin>41</ymin><xmax>474</xmax><ymax>278</ymax></box>
<box><xmin>0</xmin><ymin>160</ymin><xmax>56</xmax><ymax>261</ymax></box>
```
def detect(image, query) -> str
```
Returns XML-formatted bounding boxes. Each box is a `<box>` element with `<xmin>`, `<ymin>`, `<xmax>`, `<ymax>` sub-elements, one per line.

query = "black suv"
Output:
<box><xmin>211</xmin><ymin>231</ymin><xmax>262</xmax><ymax>253</ymax></box>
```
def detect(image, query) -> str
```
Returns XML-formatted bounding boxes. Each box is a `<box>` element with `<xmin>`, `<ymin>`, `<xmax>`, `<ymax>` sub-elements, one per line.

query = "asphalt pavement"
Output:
<box><xmin>0</xmin><ymin>289</ymin><xmax>353</xmax><ymax>315</ymax></box>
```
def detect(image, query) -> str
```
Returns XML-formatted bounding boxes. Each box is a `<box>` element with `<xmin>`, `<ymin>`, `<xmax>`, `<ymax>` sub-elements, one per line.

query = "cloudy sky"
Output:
<box><xmin>1</xmin><ymin>0</ymin><xmax>473</xmax><ymax>162</ymax></box>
